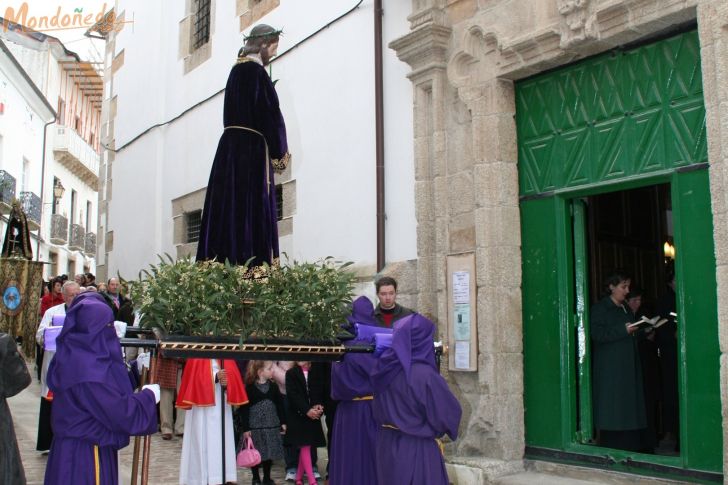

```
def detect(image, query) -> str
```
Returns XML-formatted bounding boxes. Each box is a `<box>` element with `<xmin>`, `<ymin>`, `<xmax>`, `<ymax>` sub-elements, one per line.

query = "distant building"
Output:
<box><xmin>0</xmin><ymin>37</ymin><xmax>54</xmax><ymax>256</ymax></box>
<box><xmin>0</xmin><ymin>18</ymin><xmax>100</xmax><ymax>280</ymax></box>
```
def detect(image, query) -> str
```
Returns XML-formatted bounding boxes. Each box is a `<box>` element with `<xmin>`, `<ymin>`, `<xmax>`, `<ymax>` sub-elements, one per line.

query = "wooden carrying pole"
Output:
<box><xmin>220</xmin><ymin>360</ymin><xmax>227</xmax><ymax>484</ymax></box>
<box><xmin>130</xmin><ymin>364</ymin><xmax>149</xmax><ymax>485</ymax></box>
<box><xmin>140</xmin><ymin>349</ymin><xmax>158</xmax><ymax>485</ymax></box>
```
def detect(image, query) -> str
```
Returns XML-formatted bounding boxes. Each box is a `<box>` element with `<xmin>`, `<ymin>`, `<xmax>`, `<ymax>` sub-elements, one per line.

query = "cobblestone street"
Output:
<box><xmin>10</xmin><ymin>365</ymin><xmax>316</xmax><ymax>485</ymax></box>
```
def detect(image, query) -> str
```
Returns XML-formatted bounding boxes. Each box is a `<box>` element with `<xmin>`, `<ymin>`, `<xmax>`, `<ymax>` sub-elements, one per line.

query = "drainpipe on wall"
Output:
<box><xmin>374</xmin><ymin>0</ymin><xmax>385</xmax><ymax>272</ymax></box>
<box><xmin>36</xmin><ymin>118</ymin><xmax>56</xmax><ymax>261</ymax></box>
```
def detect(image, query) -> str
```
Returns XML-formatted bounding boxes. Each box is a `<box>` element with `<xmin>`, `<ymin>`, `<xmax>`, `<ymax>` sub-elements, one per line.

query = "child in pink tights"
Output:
<box><xmin>284</xmin><ymin>361</ymin><xmax>326</xmax><ymax>485</ymax></box>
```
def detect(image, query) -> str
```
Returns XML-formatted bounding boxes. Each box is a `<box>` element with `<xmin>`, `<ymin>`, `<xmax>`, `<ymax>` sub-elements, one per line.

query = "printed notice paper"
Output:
<box><xmin>455</xmin><ymin>341</ymin><xmax>470</xmax><ymax>369</ymax></box>
<box><xmin>454</xmin><ymin>304</ymin><xmax>471</xmax><ymax>340</ymax></box>
<box><xmin>453</xmin><ymin>271</ymin><xmax>470</xmax><ymax>304</ymax></box>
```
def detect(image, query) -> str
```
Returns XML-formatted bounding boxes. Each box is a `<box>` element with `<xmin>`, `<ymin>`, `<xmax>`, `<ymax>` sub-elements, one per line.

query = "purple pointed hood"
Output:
<box><xmin>48</xmin><ymin>292</ymin><xmax>130</xmax><ymax>393</ymax></box>
<box><xmin>372</xmin><ymin>313</ymin><xmax>436</xmax><ymax>391</ymax></box>
<box><xmin>347</xmin><ymin>296</ymin><xmax>376</xmax><ymax>326</ymax></box>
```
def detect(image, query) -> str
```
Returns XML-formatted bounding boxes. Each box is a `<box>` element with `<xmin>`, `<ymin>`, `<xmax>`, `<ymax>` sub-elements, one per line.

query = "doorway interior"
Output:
<box><xmin>575</xmin><ymin>184</ymin><xmax>678</xmax><ymax>456</ymax></box>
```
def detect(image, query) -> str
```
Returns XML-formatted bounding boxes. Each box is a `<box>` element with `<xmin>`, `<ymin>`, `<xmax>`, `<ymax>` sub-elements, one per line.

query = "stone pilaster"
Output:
<box><xmin>446</xmin><ymin>22</ymin><xmax>524</xmax><ymax>463</ymax></box>
<box><xmin>390</xmin><ymin>3</ymin><xmax>452</xmax><ymax>322</ymax></box>
<box><xmin>697</xmin><ymin>0</ymin><xmax>728</xmax><ymax>475</ymax></box>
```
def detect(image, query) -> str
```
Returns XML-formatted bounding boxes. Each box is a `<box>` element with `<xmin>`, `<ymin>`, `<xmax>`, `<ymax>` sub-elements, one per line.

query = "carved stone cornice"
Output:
<box><xmin>448</xmin><ymin>25</ymin><xmax>499</xmax><ymax>91</ymax></box>
<box><xmin>558</xmin><ymin>0</ymin><xmax>597</xmax><ymax>48</ymax></box>
<box><xmin>408</xmin><ymin>5</ymin><xmax>447</xmax><ymax>30</ymax></box>
<box><xmin>389</xmin><ymin>20</ymin><xmax>452</xmax><ymax>79</ymax></box>
<box><xmin>447</xmin><ymin>0</ymin><xmax>701</xmax><ymax>96</ymax></box>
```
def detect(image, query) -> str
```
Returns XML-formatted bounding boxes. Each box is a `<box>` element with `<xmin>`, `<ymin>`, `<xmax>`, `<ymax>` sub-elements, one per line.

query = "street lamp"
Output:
<box><xmin>53</xmin><ymin>179</ymin><xmax>65</xmax><ymax>207</ymax></box>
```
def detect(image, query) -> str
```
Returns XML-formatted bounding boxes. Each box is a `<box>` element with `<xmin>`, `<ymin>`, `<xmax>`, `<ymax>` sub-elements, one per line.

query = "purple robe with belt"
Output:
<box><xmin>196</xmin><ymin>57</ymin><xmax>289</xmax><ymax>267</ymax></box>
<box><xmin>329</xmin><ymin>296</ymin><xmax>381</xmax><ymax>485</ymax></box>
<box><xmin>371</xmin><ymin>314</ymin><xmax>461</xmax><ymax>485</ymax></box>
<box><xmin>44</xmin><ymin>293</ymin><xmax>157</xmax><ymax>485</ymax></box>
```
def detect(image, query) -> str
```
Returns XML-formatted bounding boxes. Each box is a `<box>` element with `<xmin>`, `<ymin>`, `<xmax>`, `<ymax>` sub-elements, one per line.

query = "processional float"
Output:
<box><xmin>122</xmin><ymin>326</ymin><xmax>444</xmax><ymax>485</ymax></box>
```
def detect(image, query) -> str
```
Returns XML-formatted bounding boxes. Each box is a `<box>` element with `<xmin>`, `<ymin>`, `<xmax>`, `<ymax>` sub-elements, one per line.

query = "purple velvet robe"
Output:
<box><xmin>328</xmin><ymin>297</ymin><xmax>379</xmax><ymax>485</ymax></box>
<box><xmin>371</xmin><ymin>314</ymin><xmax>461</xmax><ymax>485</ymax></box>
<box><xmin>196</xmin><ymin>58</ymin><xmax>289</xmax><ymax>267</ymax></box>
<box><xmin>329</xmin><ymin>345</ymin><xmax>379</xmax><ymax>484</ymax></box>
<box><xmin>44</xmin><ymin>293</ymin><xmax>157</xmax><ymax>485</ymax></box>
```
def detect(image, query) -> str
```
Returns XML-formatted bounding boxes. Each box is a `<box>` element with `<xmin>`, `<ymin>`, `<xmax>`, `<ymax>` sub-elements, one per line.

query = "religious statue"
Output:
<box><xmin>1</xmin><ymin>200</ymin><xmax>33</xmax><ymax>260</ymax></box>
<box><xmin>196</xmin><ymin>24</ymin><xmax>290</xmax><ymax>268</ymax></box>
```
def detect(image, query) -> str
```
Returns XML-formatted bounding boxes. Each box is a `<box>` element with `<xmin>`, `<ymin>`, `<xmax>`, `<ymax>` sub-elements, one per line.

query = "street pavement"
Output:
<box><xmin>10</xmin><ymin>363</ymin><xmax>324</xmax><ymax>484</ymax></box>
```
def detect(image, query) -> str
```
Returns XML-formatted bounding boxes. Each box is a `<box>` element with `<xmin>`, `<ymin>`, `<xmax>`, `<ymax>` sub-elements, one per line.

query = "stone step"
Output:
<box><xmin>495</xmin><ymin>471</ymin><xmax>616</xmax><ymax>485</ymax></box>
<box><xmin>447</xmin><ymin>458</ymin><xmax>697</xmax><ymax>485</ymax></box>
<box><xmin>523</xmin><ymin>460</ymin><xmax>696</xmax><ymax>485</ymax></box>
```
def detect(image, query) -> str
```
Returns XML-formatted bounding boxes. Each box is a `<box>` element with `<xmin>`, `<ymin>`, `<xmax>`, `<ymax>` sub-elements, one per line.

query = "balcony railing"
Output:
<box><xmin>0</xmin><ymin>170</ymin><xmax>16</xmax><ymax>214</ymax></box>
<box><xmin>50</xmin><ymin>214</ymin><xmax>68</xmax><ymax>245</ymax></box>
<box><xmin>19</xmin><ymin>191</ymin><xmax>41</xmax><ymax>230</ymax></box>
<box><xmin>85</xmin><ymin>232</ymin><xmax>96</xmax><ymax>256</ymax></box>
<box><xmin>68</xmin><ymin>223</ymin><xmax>86</xmax><ymax>252</ymax></box>
<box><xmin>53</xmin><ymin>126</ymin><xmax>100</xmax><ymax>190</ymax></box>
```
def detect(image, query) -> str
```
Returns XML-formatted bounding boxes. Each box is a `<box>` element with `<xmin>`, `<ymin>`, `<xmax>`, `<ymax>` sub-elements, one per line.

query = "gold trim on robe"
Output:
<box><xmin>272</xmin><ymin>152</ymin><xmax>291</xmax><ymax>173</ymax></box>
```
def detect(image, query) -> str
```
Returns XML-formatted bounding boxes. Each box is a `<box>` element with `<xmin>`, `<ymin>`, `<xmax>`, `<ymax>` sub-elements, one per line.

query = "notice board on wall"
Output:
<box><xmin>447</xmin><ymin>253</ymin><xmax>477</xmax><ymax>372</ymax></box>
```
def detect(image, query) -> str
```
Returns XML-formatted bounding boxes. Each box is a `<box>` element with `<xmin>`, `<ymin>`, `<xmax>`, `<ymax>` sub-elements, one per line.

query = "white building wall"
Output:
<box><xmin>108</xmin><ymin>0</ymin><xmax>416</xmax><ymax>277</ymax></box>
<box><xmin>382</xmin><ymin>0</ymin><xmax>416</xmax><ymax>264</ymax></box>
<box><xmin>1</xmin><ymin>32</ymin><xmax>100</xmax><ymax>280</ymax></box>
<box><xmin>0</xmin><ymin>42</ymin><xmax>54</xmax><ymax>267</ymax></box>
<box><xmin>0</xmin><ymin>56</ymin><xmax>50</xmax><ymax>196</ymax></box>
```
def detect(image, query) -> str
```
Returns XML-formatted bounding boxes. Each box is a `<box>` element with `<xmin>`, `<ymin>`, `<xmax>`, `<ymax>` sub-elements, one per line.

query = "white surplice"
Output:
<box><xmin>36</xmin><ymin>302</ymin><xmax>66</xmax><ymax>398</ymax></box>
<box><xmin>179</xmin><ymin>359</ymin><xmax>236</xmax><ymax>485</ymax></box>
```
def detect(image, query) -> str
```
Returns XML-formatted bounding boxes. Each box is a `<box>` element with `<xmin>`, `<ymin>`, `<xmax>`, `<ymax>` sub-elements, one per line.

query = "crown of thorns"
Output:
<box><xmin>243</xmin><ymin>28</ymin><xmax>283</xmax><ymax>42</ymax></box>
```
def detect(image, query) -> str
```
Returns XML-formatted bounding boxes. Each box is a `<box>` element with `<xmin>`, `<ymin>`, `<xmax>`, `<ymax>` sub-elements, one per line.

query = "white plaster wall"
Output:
<box><xmin>0</xmin><ymin>35</ymin><xmax>99</xmax><ymax>276</ymax></box>
<box><xmin>382</xmin><ymin>0</ymin><xmax>416</xmax><ymax>264</ymax></box>
<box><xmin>0</xmin><ymin>67</ymin><xmax>47</xmax><ymax>193</ymax></box>
<box><xmin>109</xmin><ymin>0</ymin><xmax>416</xmax><ymax>277</ymax></box>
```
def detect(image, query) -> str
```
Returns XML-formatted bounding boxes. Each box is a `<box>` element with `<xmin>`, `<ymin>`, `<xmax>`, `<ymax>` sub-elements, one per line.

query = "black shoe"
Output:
<box><xmin>262</xmin><ymin>479</ymin><xmax>275</xmax><ymax>485</ymax></box>
<box><xmin>252</xmin><ymin>479</ymin><xmax>262</xmax><ymax>485</ymax></box>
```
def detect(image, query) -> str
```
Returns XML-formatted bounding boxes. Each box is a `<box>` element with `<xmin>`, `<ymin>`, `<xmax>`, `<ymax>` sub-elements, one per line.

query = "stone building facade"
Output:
<box><xmin>389</xmin><ymin>0</ymin><xmax>728</xmax><ymax>482</ymax></box>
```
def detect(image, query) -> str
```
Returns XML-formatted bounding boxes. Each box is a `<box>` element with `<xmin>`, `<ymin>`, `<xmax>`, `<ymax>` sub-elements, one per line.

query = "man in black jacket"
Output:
<box><xmin>373</xmin><ymin>276</ymin><xmax>413</xmax><ymax>328</ymax></box>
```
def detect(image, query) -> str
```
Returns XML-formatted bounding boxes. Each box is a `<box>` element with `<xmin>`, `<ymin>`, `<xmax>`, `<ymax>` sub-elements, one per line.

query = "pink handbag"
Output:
<box><xmin>236</xmin><ymin>437</ymin><xmax>262</xmax><ymax>468</ymax></box>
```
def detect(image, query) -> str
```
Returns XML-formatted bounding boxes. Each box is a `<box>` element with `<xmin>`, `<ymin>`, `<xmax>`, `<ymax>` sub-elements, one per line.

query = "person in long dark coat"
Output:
<box><xmin>627</xmin><ymin>288</ymin><xmax>659</xmax><ymax>453</ymax></box>
<box><xmin>43</xmin><ymin>292</ymin><xmax>159</xmax><ymax>485</ymax></box>
<box><xmin>285</xmin><ymin>362</ymin><xmax>325</xmax><ymax>485</ymax></box>
<box><xmin>0</xmin><ymin>332</ymin><xmax>32</xmax><ymax>484</ymax></box>
<box><xmin>655</xmin><ymin>272</ymin><xmax>679</xmax><ymax>450</ymax></box>
<box><xmin>371</xmin><ymin>314</ymin><xmax>461</xmax><ymax>485</ymax></box>
<box><xmin>196</xmin><ymin>24</ymin><xmax>290</xmax><ymax>267</ymax></box>
<box><xmin>329</xmin><ymin>296</ymin><xmax>380</xmax><ymax>485</ymax></box>
<box><xmin>591</xmin><ymin>271</ymin><xmax>646</xmax><ymax>452</ymax></box>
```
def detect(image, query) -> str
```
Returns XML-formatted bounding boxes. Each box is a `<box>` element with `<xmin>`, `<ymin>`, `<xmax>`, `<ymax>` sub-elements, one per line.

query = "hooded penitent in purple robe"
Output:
<box><xmin>329</xmin><ymin>297</ymin><xmax>379</xmax><ymax>485</ymax></box>
<box><xmin>195</xmin><ymin>56</ymin><xmax>289</xmax><ymax>267</ymax></box>
<box><xmin>371</xmin><ymin>314</ymin><xmax>462</xmax><ymax>485</ymax></box>
<box><xmin>44</xmin><ymin>293</ymin><xmax>157</xmax><ymax>485</ymax></box>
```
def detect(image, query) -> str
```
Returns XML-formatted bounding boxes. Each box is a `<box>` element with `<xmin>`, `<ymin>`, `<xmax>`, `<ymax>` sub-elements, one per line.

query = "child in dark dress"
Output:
<box><xmin>239</xmin><ymin>360</ymin><xmax>287</xmax><ymax>485</ymax></box>
<box><xmin>285</xmin><ymin>361</ymin><xmax>325</xmax><ymax>485</ymax></box>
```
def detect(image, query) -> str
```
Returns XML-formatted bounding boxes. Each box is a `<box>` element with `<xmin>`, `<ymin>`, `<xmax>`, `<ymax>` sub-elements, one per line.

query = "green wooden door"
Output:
<box><xmin>572</xmin><ymin>199</ymin><xmax>593</xmax><ymax>444</ymax></box>
<box><xmin>518</xmin><ymin>30</ymin><xmax>722</xmax><ymax>478</ymax></box>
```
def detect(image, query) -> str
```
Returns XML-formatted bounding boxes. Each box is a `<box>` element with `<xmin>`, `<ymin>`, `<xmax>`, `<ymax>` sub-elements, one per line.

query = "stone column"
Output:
<box><xmin>697</xmin><ymin>0</ymin><xmax>728</xmax><ymax>475</ymax></box>
<box><xmin>390</xmin><ymin>4</ymin><xmax>452</xmax><ymax>322</ymax></box>
<box><xmin>392</xmin><ymin>4</ymin><xmax>526</xmax><ymax>478</ymax></box>
<box><xmin>446</xmin><ymin>25</ymin><xmax>525</xmax><ymax>468</ymax></box>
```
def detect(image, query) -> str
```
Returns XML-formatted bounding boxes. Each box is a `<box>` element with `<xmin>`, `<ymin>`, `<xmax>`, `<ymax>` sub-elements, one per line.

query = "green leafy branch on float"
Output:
<box><xmin>128</xmin><ymin>255</ymin><xmax>355</xmax><ymax>342</ymax></box>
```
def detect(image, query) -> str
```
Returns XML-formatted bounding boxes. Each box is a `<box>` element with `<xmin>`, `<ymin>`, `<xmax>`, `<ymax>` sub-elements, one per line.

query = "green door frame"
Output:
<box><xmin>522</xmin><ymin>167</ymin><xmax>722</xmax><ymax>481</ymax></box>
<box><xmin>572</xmin><ymin>198</ymin><xmax>593</xmax><ymax>444</ymax></box>
<box><xmin>519</xmin><ymin>29</ymin><xmax>721</xmax><ymax>481</ymax></box>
